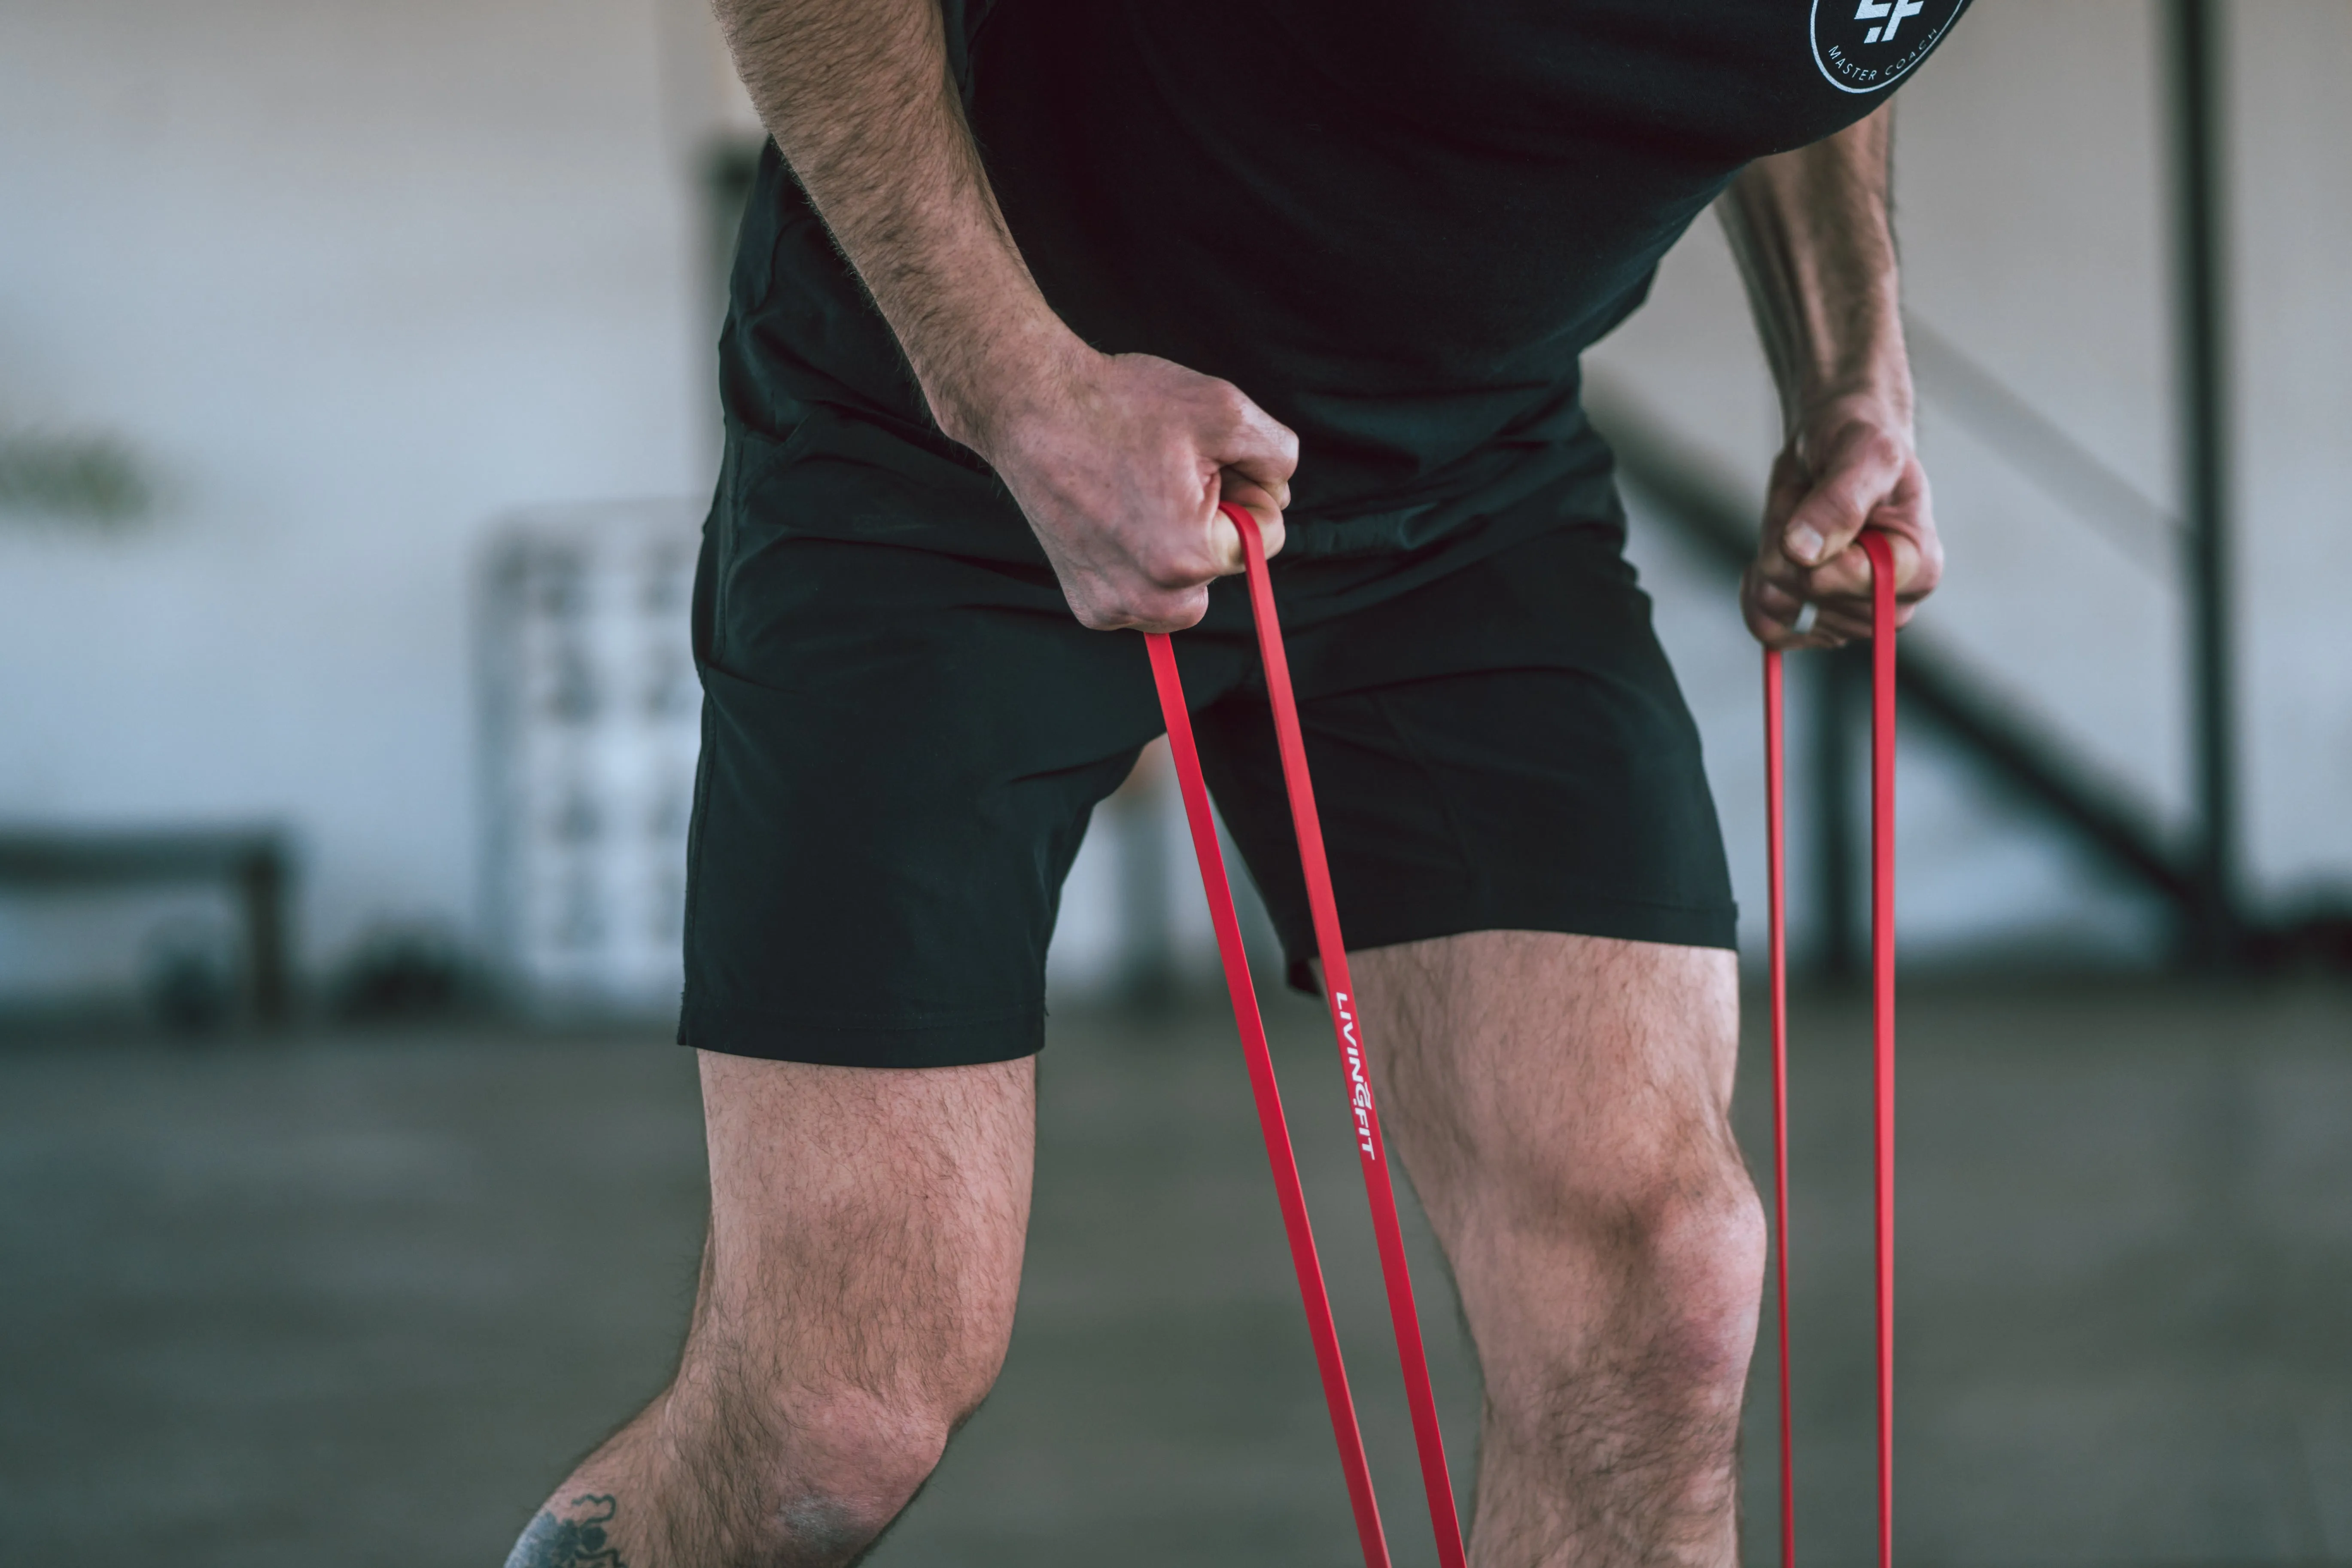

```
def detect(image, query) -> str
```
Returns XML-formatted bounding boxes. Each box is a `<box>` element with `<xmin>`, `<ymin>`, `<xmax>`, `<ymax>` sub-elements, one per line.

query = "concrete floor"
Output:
<box><xmin>2</xmin><ymin>979</ymin><xmax>2349</xmax><ymax>1566</ymax></box>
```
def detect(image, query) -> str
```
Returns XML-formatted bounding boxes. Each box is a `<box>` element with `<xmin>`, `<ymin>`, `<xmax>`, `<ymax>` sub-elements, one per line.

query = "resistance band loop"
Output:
<box><xmin>1145</xmin><ymin>500</ymin><xmax>1468</xmax><ymax>1568</ymax></box>
<box><xmin>1765</xmin><ymin>529</ymin><xmax>1899</xmax><ymax>1568</ymax></box>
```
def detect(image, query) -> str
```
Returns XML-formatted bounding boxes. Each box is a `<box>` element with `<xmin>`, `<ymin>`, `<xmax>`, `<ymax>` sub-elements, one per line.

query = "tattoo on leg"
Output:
<box><xmin>505</xmin><ymin>1494</ymin><xmax>625</xmax><ymax>1568</ymax></box>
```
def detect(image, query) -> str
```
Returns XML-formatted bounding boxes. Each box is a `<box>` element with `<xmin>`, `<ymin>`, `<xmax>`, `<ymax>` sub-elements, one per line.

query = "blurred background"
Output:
<box><xmin>2</xmin><ymin>0</ymin><xmax>2348</xmax><ymax>1562</ymax></box>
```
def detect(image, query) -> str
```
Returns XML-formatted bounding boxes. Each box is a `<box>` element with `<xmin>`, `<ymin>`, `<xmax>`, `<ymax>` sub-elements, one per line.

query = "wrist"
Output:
<box><xmin>1790</xmin><ymin>365</ymin><xmax>1914</xmax><ymax>443</ymax></box>
<box><xmin>917</xmin><ymin>303</ymin><xmax>1093</xmax><ymax>461</ymax></box>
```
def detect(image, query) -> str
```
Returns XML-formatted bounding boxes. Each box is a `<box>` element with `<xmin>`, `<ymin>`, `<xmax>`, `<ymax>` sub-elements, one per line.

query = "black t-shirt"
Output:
<box><xmin>719</xmin><ymin>0</ymin><xmax>1970</xmax><ymax>575</ymax></box>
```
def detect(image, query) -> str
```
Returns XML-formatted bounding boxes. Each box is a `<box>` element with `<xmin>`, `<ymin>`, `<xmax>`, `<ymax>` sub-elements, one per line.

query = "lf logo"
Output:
<box><xmin>1811</xmin><ymin>0</ymin><xmax>1969</xmax><ymax>94</ymax></box>
<box><xmin>1853</xmin><ymin>0</ymin><xmax>1926</xmax><ymax>45</ymax></box>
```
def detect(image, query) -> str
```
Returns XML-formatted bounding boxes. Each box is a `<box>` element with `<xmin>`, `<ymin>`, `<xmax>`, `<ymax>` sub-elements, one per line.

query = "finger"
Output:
<box><xmin>1779</xmin><ymin>426</ymin><xmax>1905</xmax><ymax>569</ymax></box>
<box><xmin>1802</xmin><ymin>526</ymin><xmax>1930</xmax><ymax>614</ymax></box>
<box><xmin>1759</xmin><ymin>576</ymin><xmax>1806</xmax><ymax>625</ymax></box>
<box><xmin>1751</xmin><ymin>514</ymin><xmax>1816</xmax><ymax>597</ymax></box>
<box><xmin>1206</xmin><ymin>506</ymin><xmax>1245</xmax><ymax>575</ymax></box>
<box><xmin>1885</xmin><ymin>527</ymin><xmax>1941</xmax><ymax>603</ymax></box>
<box><xmin>1814</xmin><ymin>594</ymin><xmax>1919</xmax><ymax>636</ymax></box>
<box><xmin>1126</xmin><ymin>583</ymin><xmax>1212</xmax><ymax>635</ymax></box>
<box><xmin>1216</xmin><ymin>471</ymin><xmax>1287</xmax><ymax>566</ymax></box>
<box><xmin>1812</xmin><ymin>607</ymin><xmax>1874</xmax><ymax>642</ymax></box>
<box><xmin>1746</xmin><ymin>612</ymin><xmax>1844</xmax><ymax>654</ymax></box>
<box><xmin>1741</xmin><ymin>596</ymin><xmax>1801</xmax><ymax>650</ymax></box>
<box><xmin>1742</xmin><ymin>566</ymin><xmax>1824</xmax><ymax>651</ymax></box>
<box><xmin>1208</xmin><ymin>384</ymin><xmax>1300</xmax><ymax>499</ymax></box>
<box><xmin>1807</xmin><ymin>572</ymin><xmax>1921</xmax><ymax>639</ymax></box>
<box><xmin>1762</xmin><ymin>447</ymin><xmax>1813</xmax><ymax>539</ymax></box>
<box><xmin>1801</xmin><ymin>548</ymin><xmax>1871</xmax><ymax>603</ymax></box>
<box><xmin>1078</xmin><ymin>582</ymin><xmax>1211</xmax><ymax>636</ymax></box>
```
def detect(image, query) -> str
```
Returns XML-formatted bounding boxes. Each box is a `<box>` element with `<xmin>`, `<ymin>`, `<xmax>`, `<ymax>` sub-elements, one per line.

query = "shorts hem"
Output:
<box><xmin>1281</xmin><ymin>892</ymin><xmax>1740</xmax><ymax>994</ymax></box>
<box><xmin>677</xmin><ymin>1002</ymin><xmax>1045</xmax><ymax>1068</ymax></box>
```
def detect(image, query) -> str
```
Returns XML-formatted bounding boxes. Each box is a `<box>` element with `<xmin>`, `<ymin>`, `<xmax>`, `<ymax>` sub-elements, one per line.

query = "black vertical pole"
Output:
<box><xmin>2166</xmin><ymin>0</ymin><xmax>2239</xmax><ymax>965</ymax></box>
<box><xmin>240</xmin><ymin>841</ymin><xmax>292</xmax><ymax>1028</ymax></box>
<box><xmin>1814</xmin><ymin>650</ymin><xmax>1858</xmax><ymax>980</ymax></box>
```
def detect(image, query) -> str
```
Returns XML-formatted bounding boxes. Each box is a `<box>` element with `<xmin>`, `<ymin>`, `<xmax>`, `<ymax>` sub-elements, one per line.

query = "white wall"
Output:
<box><xmin>0</xmin><ymin>0</ymin><xmax>718</xmax><ymax>998</ymax></box>
<box><xmin>0</xmin><ymin>0</ymin><xmax>2343</xmax><ymax>1006</ymax></box>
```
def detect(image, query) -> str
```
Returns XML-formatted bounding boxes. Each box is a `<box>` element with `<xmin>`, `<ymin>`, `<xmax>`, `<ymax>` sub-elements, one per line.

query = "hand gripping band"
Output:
<box><xmin>1145</xmin><ymin>501</ymin><xmax>1468</xmax><ymax>1568</ymax></box>
<box><xmin>1765</xmin><ymin>530</ymin><xmax>1900</xmax><ymax>1568</ymax></box>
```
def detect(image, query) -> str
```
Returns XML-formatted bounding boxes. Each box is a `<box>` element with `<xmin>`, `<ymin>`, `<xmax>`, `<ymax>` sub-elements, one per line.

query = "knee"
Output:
<box><xmin>1576</xmin><ymin>1148</ymin><xmax>1767</xmax><ymax>1395</ymax></box>
<box><xmin>668</xmin><ymin>1363</ymin><xmax>995</xmax><ymax>1566</ymax></box>
<box><xmin>760</xmin><ymin>1385</ymin><xmax>957</xmax><ymax>1557</ymax></box>
<box><xmin>1468</xmin><ymin>1150</ymin><xmax>1761</xmax><ymax>1500</ymax></box>
<box><xmin>1488</xmin><ymin>1129</ymin><xmax>1764</xmax><ymax>1403</ymax></box>
<box><xmin>1631</xmin><ymin>1162</ymin><xmax>1766</xmax><ymax>1388</ymax></box>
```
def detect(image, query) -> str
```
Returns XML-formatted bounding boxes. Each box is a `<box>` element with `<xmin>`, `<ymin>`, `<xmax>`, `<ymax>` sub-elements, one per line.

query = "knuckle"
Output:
<box><xmin>1124</xmin><ymin>587</ymin><xmax>1206</xmax><ymax>634</ymax></box>
<box><xmin>1141</xmin><ymin>542</ymin><xmax>1209</xmax><ymax>590</ymax></box>
<box><xmin>1165</xmin><ymin>587</ymin><xmax>1211</xmax><ymax>631</ymax></box>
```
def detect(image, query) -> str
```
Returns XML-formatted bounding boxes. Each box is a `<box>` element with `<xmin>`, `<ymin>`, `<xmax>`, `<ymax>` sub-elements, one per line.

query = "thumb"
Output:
<box><xmin>1780</xmin><ymin>428</ymin><xmax>1905</xmax><ymax>568</ymax></box>
<box><xmin>1780</xmin><ymin>470</ymin><xmax>1872</xmax><ymax>569</ymax></box>
<box><xmin>1208</xmin><ymin>388</ymin><xmax>1299</xmax><ymax>510</ymax></box>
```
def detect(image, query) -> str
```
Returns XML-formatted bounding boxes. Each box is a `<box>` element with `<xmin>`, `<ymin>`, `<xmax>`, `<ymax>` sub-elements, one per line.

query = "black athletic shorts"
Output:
<box><xmin>677</xmin><ymin>422</ymin><xmax>1736</xmax><ymax>1069</ymax></box>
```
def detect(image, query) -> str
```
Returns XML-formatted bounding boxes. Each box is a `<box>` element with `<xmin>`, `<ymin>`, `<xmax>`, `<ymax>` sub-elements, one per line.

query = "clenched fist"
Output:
<box><xmin>964</xmin><ymin>341</ymin><xmax>1298</xmax><ymax>633</ymax></box>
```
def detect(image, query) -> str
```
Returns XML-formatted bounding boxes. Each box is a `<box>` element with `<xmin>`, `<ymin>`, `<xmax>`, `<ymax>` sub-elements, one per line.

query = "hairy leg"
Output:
<box><xmin>507</xmin><ymin>1052</ymin><xmax>1035</xmax><ymax>1568</ymax></box>
<box><xmin>1350</xmin><ymin>931</ymin><xmax>1760</xmax><ymax>1568</ymax></box>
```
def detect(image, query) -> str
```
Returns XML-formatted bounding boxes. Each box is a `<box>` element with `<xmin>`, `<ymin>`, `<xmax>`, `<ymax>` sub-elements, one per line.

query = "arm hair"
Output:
<box><xmin>710</xmin><ymin>0</ymin><xmax>1075</xmax><ymax>450</ymax></box>
<box><xmin>1718</xmin><ymin>106</ymin><xmax>1913</xmax><ymax>432</ymax></box>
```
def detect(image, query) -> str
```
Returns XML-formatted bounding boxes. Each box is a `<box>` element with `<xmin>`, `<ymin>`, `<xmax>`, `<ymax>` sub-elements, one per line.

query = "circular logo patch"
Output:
<box><xmin>1810</xmin><ymin>0</ymin><xmax>1970</xmax><ymax>94</ymax></box>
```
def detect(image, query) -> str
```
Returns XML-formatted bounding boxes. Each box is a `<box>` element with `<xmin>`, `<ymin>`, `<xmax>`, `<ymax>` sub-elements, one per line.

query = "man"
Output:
<box><xmin>510</xmin><ymin>0</ymin><xmax>1958</xmax><ymax>1562</ymax></box>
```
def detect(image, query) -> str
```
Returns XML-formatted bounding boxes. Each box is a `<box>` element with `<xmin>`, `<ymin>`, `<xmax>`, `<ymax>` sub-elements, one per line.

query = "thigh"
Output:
<box><xmin>688</xmin><ymin>1050</ymin><xmax>1037</xmax><ymax>1422</ymax></box>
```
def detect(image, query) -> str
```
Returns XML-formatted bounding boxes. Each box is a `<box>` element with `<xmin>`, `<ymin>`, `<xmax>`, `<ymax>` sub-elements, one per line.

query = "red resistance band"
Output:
<box><xmin>1765</xmin><ymin>529</ymin><xmax>1899</xmax><ymax>1568</ymax></box>
<box><xmin>1152</xmin><ymin>509</ymin><xmax>1899</xmax><ymax>1568</ymax></box>
<box><xmin>1146</xmin><ymin>501</ymin><xmax>1467</xmax><ymax>1568</ymax></box>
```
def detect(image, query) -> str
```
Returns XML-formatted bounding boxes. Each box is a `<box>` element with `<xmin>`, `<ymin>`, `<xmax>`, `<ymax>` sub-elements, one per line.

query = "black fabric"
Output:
<box><xmin>721</xmin><ymin>0</ymin><xmax>1971</xmax><ymax>570</ymax></box>
<box><xmin>679</xmin><ymin>0</ymin><xmax>1976</xmax><ymax>1063</ymax></box>
<box><xmin>678</xmin><ymin>505</ymin><xmax>1734</xmax><ymax>1067</ymax></box>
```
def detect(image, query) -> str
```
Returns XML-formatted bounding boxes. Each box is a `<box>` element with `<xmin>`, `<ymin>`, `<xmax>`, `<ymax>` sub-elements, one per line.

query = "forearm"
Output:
<box><xmin>711</xmin><ymin>0</ymin><xmax>1074</xmax><ymax>451</ymax></box>
<box><xmin>714</xmin><ymin>0</ymin><xmax>1298</xmax><ymax>633</ymax></box>
<box><xmin>1719</xmin><ymin>107</ymin><xmax>1911</xmax><ymax>430</ymax></box>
